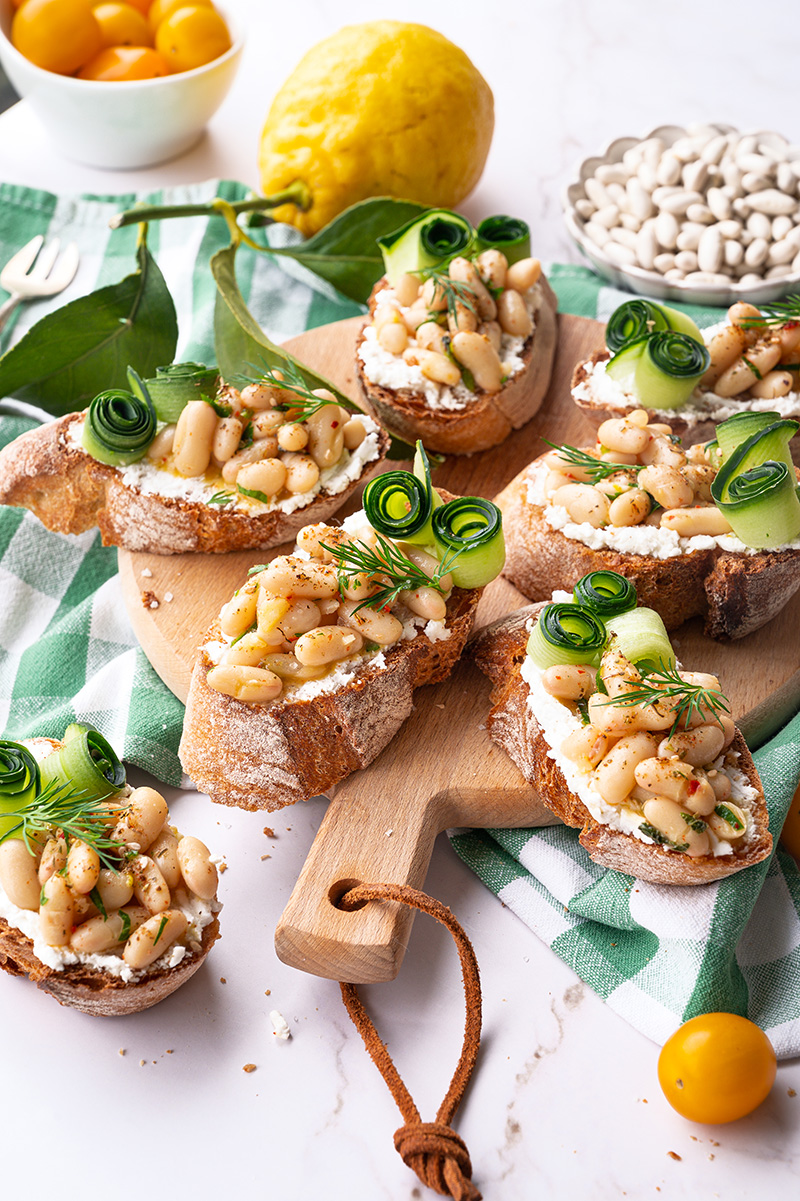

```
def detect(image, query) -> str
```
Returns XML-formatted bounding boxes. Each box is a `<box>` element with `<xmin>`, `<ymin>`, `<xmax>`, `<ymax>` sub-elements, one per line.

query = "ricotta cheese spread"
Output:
<box><xmin>358</xmin><ymin>282</ymin><xmax>542</xmax><ymax>412</ymax></box>
<box><xmin>572</xmin><ymin>321</ymin><xmax>800</xmax><ymax>427</ymax></box>
<box><xmin>520</xmin><ymin>602</ymin><xmax>759</xmax><ymax>855</ymax></box>
<box><xmin>65</xmin><ymin>416</ymin><xmax>383</xmax><ymax>516</ymax></box>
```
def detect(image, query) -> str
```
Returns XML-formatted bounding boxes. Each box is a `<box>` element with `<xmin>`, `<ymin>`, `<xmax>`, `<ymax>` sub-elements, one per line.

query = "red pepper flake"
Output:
<box><xmin>688</xmin><ymin>779</ymin><xmax>700</xmax><ymax>794</ymax></box>
<box><xmin>667</xmin><ymin>1151</ymin><xmax>682</xmax><ymax>1162</ymax></box>
<box><xmin>332</xmin><ymin>421</ymin><xmax>339</xmax><ymax>428</ymax></box>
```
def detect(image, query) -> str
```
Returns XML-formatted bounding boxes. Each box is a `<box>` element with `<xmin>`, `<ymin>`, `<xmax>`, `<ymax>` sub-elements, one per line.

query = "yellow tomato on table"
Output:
<box><xmin>155</xmin><ymin>5</ymin><xmax>231</xmax><ymax>72</ymax></box>
<box><xmin>78</xmin><ymin>45</ymin><xmax>170</xmax><ymax>80</ymax></box>
<box><xmin>658</xmin><ymin>1013</ymin><xmax>776</xmax><ymax>1124</ymax></box>
<box><xmin>11</xmin><ymin>0</ymin><xmax>103</xmax><ymax>74</ymax></box>
<box><xmin>93</xmin><ymin>2</ymin><xmax>153</xmax><ymax>47</ymax></box>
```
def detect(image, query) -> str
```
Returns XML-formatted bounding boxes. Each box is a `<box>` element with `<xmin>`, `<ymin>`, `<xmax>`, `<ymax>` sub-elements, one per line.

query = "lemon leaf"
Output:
<box><xmin>263</xmin><ymin>197</ymin><xmax>428</xmax><ymax>304</ymax></box>
<box><xmin>0</xmin><ymin>238</ymin><xmax>177</xmax><ymax>417</ymax></box>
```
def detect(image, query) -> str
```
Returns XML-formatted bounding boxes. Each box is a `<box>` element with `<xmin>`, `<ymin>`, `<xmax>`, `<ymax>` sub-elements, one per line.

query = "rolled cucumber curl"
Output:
<box><xmin>526</xmin><ymin>603</ymin><xmax>607</xmax><ymax>671</ymax></box>
<box><xmin>604</xmin><ymin>607</ymin><xmax>675</xmax><ymax>673</ymax></box>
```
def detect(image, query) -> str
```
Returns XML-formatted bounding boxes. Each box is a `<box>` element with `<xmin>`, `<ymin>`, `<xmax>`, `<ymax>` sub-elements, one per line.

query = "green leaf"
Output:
<box><xmin>0</xmin><ymin>239</ymin><xmax>178</xmax><ymax>416</ymax></box>
<box><xmin>263</xmin><ymin>197</ymin><xmax>429</xmax><ymax>304</ymax></box>
<box><xmin>211</xmin><ymin>240</ymin><xmax>353</xmax><ymax>406</ymax></box>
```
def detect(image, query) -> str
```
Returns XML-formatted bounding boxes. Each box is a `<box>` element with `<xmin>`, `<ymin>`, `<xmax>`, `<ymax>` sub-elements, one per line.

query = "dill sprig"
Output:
<box><xmin>542</xmin><ymin>439</ymin><xmax>644</xmax><ymax>483</ymax></box>
<box><xmin>238</xmin><ymin>358</ymin><xmax>357</xmax><ymax>420</ymax></box>
<box><xmin>739</xmin><ymin>295</ymin><xmax>800</xmax><ymax>329</ymax></box>
<box><xmin>321</xmin><ymin>534</ymin><xmax>461</xmax><ymax>615</ymax></box>
<box><xmin>208</xmin><ymin>490</ymin><xmax>234</xmax><ymax>506</ymax></box>
<box><xmin>0</xmin><ymin>779</ymin><xmax>130</xmax><ymax>871</ymax></box>
<box><xmin>419</xmin><ymin>267</ymin><xmax>478</xmax><ymax>325</ymax></box>
<box><xmin>601</xmin><ymin>665</ymin><xmax>730</xmax><ymax>736</ymax></box>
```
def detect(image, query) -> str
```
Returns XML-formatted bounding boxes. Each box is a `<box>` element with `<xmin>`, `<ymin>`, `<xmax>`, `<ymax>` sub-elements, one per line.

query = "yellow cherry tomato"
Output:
<box><xmin>12</xmin><ymin>0</ymin><xmax>103</xmax><ymax>75</ymax></box>
<box><xmin>116</xmin><ymin>0</ymin><xmax>153</xmax><ymax>14</ymax></box>
<box><xmin>93</xmin><ymin>2</ymin><xmax>153</xmax><ymax>47</ymax></box>
<box><xmin>147</xmin><ymin>0</ymin><xmax>210</xmax><ymax>32</ymax></box>
<box><xmin>780</xmin><ymin>778</ymin><xmax>800</xmax><ymax>860</ymax></box>
<box><xmin>658</xmin><ymin>1013</ymin><xmax>776</xmax><ymax>1124</ymax></box>
<box><xmin>155</xmin><ymin>5</ymin><xmax>231</xmax><ymax>72</ymax></box>
<box><xmin>78</xmin><ymin>45</ymin><xmax>171</xmax><ymax>80</ymax></box>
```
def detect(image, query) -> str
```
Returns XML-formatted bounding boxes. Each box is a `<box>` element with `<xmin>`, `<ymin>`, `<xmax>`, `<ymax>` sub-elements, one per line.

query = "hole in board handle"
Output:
<box><xmin>329</xmin><ymin>878</ymin><xmax>367</xmax><ymax>911</ymax></box>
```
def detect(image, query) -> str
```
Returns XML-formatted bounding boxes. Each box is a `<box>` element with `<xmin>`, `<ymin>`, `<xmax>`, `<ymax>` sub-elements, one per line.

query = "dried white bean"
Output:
<box><xmin>747</xmin><ymin>189</ymin><xmax>797</xmax><ymax>216</ymax></box>
<box><xmin>604</xmin><ymin>242</ymin><xmax>636</xmax><ymax>267</ymax></box>
<box><xmin>685</xmin><ymin>203</ymin><xmax>714</xmax><ymax>225</ymax></box>
<box><xmin>653</xmin><ymin>253</ymin><xmax>677</xmax><ymax>274</ymax></box>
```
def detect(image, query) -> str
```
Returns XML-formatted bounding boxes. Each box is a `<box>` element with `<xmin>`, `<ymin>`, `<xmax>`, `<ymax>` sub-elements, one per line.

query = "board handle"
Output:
<box><xmin>274</xmin><ymin>779</ymin><xmax>443</xmax><ymax>984</ymax></box>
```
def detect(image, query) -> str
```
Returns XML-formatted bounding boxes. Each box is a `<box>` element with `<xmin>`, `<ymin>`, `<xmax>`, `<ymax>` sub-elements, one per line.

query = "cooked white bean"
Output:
<box><xmin>236</xmin><ymin>458</ymin><xmax>288</xmax><ymax>500</ymax></box>
<box><xmin>707</xmin><ymin>800</ymin><xmax>747</xmax><ymax>842</ymax></box>
<box><xmin>449</xmin><ymin>257</ymin><xmax>497</xmax><ymax>321</ymax></box>
<box><xmin>715</xmin><ymin>338</ymin><xmax>783</xmax><ymax>397</ymax></box>
<box><xmin>447</xmin><ymin>301</ymin><xmax>478</xmax><ymax>335</ymax></box>
<box><xmin>415</xmin><ymin>321</ymin><xmax>448</xmax><ymax>355</ymax></box>
<box><xmin>261</xmin><ymin>653</ymin><xmax>326</xmax><ymax>683</ymax></box>
<box><xmin>541</xmin><ymin>664</ymin><xmax>594</xmax><ymax>701</ymax></box>
<box><xmin>342</xmin><ymin>417</ymin><xmax>367</xmax><ymax>450</ymax></box>
<box><xmin>258</xmin><ymin>557</ymin><xmax>340</xmax><ymax>598</ymax></box>
<box><xmin>147</xmin><ymin>424</ymin><xmax>176</xmax><ymax>462</ymax></box>
<box><xmin>496</xmin><ymin>289</ymin><xmax>533</xmax><ymax>337</ymax></box>
<box><xmin>176</xmin><ymin>836</ymin><xmax>218</xmax><ymax>900</ymax></box>
<box><xmin>338</xmin><ymin>599</ymin><xmax>403</xmax><ymax>646</ymax></box>
<box><xmin>635</xmin><ymin>757</ymin><xmax>716</xmax><ymax>814</ymax></box>
<box><xmin>37</xmin><ymin>835</ymin><xmax>67</xmax><ymax>885</ymax></box>
<box><xmin>71</xmin><ymin>911</ymin><xmax>130</xmax><ymax>954</ymax></box>
<box><xmin>148</xmin><ymin>828</ymin><xmax>182</xmax><ymax>890</ymax></box>
<box><xmin>421</xmin><ymin>277</ymin><xmax>448</xmax><ymax>312</ymax></box>
<box><xmin>658</xmin><ymin>723</ymin><xmax>726</xmax><ymax>767</ymax></box>
<box><xmin>240</xmin><ymin>382</ymin><xmax>282</xmax><ymax>410</ymax></box>
<box><xmin>749</xmin><ymin>369</ymin><xmax>794</xmax><ymax>400</ymax></box>
<box><xmin>642</xmin><ymin>798</ymin><xmax>710</xmax><ymax>857</ymax></box>
<box><xmin>659</xmin><ymin>506</ymin><xmax>733</xmax><ymax>537</ymax></box>
<box><xmin>65</xmin><ymin>839</ymin><xmax>100</xmax><ymax>895</ymax></box>
<box><xmin>294</xmin><ymin>625</ymin><xmax>364</xmax><ymax>666</ymax></box>
<box><xmin>112</xmin><ymin>787</ymin><xmax>168</xmax><ymax>853</ymax></box>
<box><xmin>707</xmin><ymin>769</ymin><xmax>732</xmax><ymax>803</ymax></box>
<box><xmin>0</xmin><ymin>840</ymin><xmax>41</xmax><ymax>910</ymax></box>
<box><xmin>131</xmin><ymin>855</ymin><xmax>171</xmax><ymax>915</ymax></box>
<box><xmin>95</xmin><ymin>866</ymin><xmax>134</xmax><ymax>910</ymax></box>
<box><xmin>282</xmin><ymin>453</ymin><xmax>321</xmax><ymax>494</ymax></box>
<box><xmin>597</xmin><ymin>417</ymin><xmax>650</xmax><ymax>456</ymax></box>
<box><xmin>609</xmin><ymin>488</ymin><xmax>651</xmax><ymax>527</ymax></box>
<box><xmin>560</xmin><ymin>725</ymin><xmax>612</xmax><ymax>771</ymax></box>
<box><xmin>638</xmin><ymin>465</ymin><xmax>694</xmax><ymax>509</ymax></box>
<box><xmin>123</xmin><ymin>909</ymin><xmax>189</xmax><ymax>969</ymax></box>
<box><xmin>221</xmin><ymin>439</ymin><xmax>280</xmax><ymax>483</ymax></box>
<box><xmin>595</xmin><ymin>733</ymin><xmax>660</xmax><ymax>805</ymax></box>
<box><xmin>475</xmin><ymin>249</ymin><xmax>507</xmax><ymax>290</ymax></box>
<box><xmin>172</xmin><ymin>401</ymin><xmax>218</xmax><ymax>478</ymax></box>
<box><xmin>39</xmin><ymin>875</ymin><xmax>74</xmax><ymax>946</ymax></box>
<box><xmin>250</xmin><ymin>410</ymin><xmax>284</xmax><ymax>436</ymax></box>
<box><xmin>450</xmin><ymin>331</ymin><xmax>503</xmax><ymax>393</ymax></box>
<box><xmin>206</xmin><ymin>663</ymin><xmax>283</xmax><ymax>703</ymax></box>
<box><xmin>306</xmin><ymin>406</ymin><xmax>345</xmax><ymax>469</ymax></box>
<box><xmin>405</xmin><ymin>347</ymin><xmax>462</xmax><ymax>387</ymax></box>
<box><xmin>505</xmin><ymin>257</ymin><xmax>542</xmax><ymax>293</ymax></box>
<box><xmin>393</xmin><ymin>273</ymin><xmax>421</xmax><ymax>307</ymax></box>
<box><xmin>379</xmin><ymin>321</ymin><xmax>409</xmax><ymax>354</ymax></box>
<box><xmin>276</xmin><ymin>423</ymin><xmax>308</xmax><ymax>453</ymax></box>
<box><xmin>212</xmin><ymin>416</ymin><xmax>243</xmax><ymax>464</ymax></box>
<box><xmin>373</xmin><ymin>302</ymin><xmax>404</xmax><ymax>334</ymax></box>
<box><xmin>552</xmin><ymin>484</ymin><xmax>610</xmax><ymax>528</ymax></box>
<box><xmin>398</xmin><ymin>586</ymin><xmax>447</xmax><ymax>621</ymax></box>
<box><xmin>279</xmin><ymin>598</ymin><xmax>322</xmax><ymax>637</ymax></box>
<box><xmin>220</xmin><ymin>580</ymin><xmax>258</xmax><ymax>639</ymax></box>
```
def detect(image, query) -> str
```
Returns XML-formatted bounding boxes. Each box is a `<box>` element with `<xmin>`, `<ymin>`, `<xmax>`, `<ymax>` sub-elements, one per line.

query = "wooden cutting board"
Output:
<box><xmin>118</xmin><ymin>312</ymin><xmax>800</xmax><ymax>983</ymax></box>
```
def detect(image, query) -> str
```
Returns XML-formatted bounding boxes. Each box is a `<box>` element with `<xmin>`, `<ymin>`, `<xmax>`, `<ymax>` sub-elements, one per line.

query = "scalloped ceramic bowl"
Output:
<box><xmin>0</xmin><ymin>2</ymin><xmax>243</xmax><ymax>169</ymax></box>
<box><xmin>563</xmin><ymin>123</ymin><xmax>800</xmax><ymax>307</ymax></box>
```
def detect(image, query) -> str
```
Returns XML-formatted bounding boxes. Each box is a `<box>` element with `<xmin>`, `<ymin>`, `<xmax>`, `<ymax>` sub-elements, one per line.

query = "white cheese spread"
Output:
<box><xmin>358</xmin><ymin>282</ymin><xmax>541</xmax><ymax>412</ymax></box>
<box><xmin>64</xmin><ymin>416</ymin><xmax>383</xmax><ymax>515</ymax></box>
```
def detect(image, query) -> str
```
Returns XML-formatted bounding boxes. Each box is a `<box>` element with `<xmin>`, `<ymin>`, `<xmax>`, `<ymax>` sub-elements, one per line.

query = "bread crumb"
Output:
<box><xmin>436</xmin><ymin>703</ymin><xmax>445</xmax><ymax>709</ymax></box>
<box><xmin>710</xmin><ymin>1139</ymin><xmax>720</xmax><ymax>1146</ymax></box>
<box><xmin>243</xmin><ymin>1063</ymin><xmax>257</xmax><ymax>1073</ymax></box>
<box><xmin>164</xmin><ymin>592</ymin><xmax>174</xmax><ymax>602</ymax></box>
<box><xmin>667</xmin><ymin>1151</ymin><xmax>681</xmax><ymax>1161</ymax></box>
<box><xmin>218</xmin><ymin>861</ymin><xmax>228</xmax><ymax>873</ymax></box>
<box><xmin>141</xmin><ymin>590</ymin><xmax>159</xmax><ymax>609</ymax></box>
<box><xmin>139</xmin><ymin>1059</ymin><xmax>146</xmax><ymax>1067</ymax></box>
<box><xmin>220</xmin><ymin>977</ymin><xmax>227</xmax><ymax>984</ymax></box>
<box><xmin>270</xmin><ymin>1010</ymin><xmax>291</xmax><ymax>1040</ymax></box>
<box><xmin>118</xmin><ymin>1048</ymin><xmax>125</xmax><ymax>1056</ymax></box>
<box><xmin>385</xmin><ymin>829</ymin><xmax>393</xmax><ymax>836</ymax></box>
<box><xmin>265</xmin><ymin>989</ymin><xmax>271</xmax><ymax>996</ymax></box>
<box><xmin>263</xmin><ymin>826</ymin><xmax>275</xmax><ymax>838</ymax></box>
<box><xmin>708</xmin><ymin>1154</ymin><xmax>715</xmax><ymax>1161</ymax></box>
<box><xmin>261</xmin><ymin>854</ymin><xmax>271</xmax><ymax>860</ymax></box>
<box><xmin>166</xmin><ymin>1049</ymin><xmax>174</xmax><ymax>1054</ymax></box>
<box><xmin>140</xmin><ymin>567</ymin><xmax>152</xmax><ymax>578</ymax></box>
<box><xmin>789</xmin><ymin>1088</ymin><xmax>797</xmax><ymax>1097</ymax></box>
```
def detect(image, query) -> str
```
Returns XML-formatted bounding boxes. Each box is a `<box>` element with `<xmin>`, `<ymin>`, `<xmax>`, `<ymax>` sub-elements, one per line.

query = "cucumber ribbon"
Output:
<box><xmin>526</xmin><ymin>603</ymin><xmax>607</xmax><ymax>671</ymax></box>
<box><xmin>604</xmin><ymin>607</ymin><xmax>675</xmax><ymax>673</ymax></box>
<box><xmin>572</xmin><ymin>570</ymin><xmax>637</xmax><ymax>619</ymax></box>
<box><xmin>81</xmin><ymin>388</ymin><xmax>156</xmax><ymax>466</ymax></box>
<box><xmin>475</xmin><ymin>215</ymin><xmax>531</xmax><ymax>265</ymax></box>
<box><xmin>0</xmin><ymin>741</ymin><xmax>40</xmax><ymax>840</ymax></box>
<box><xmin>605</xmin><ymin>299</ymin><xmax>704</xmax><ymax>354</ymax></box>
<box><xmin>39</xmin><ymin>723</ymin><xmax>126</xmax><ymax>803</ymax></box>
<box><xmin>378</xmin><ymin>210</ymin><xmax>474</xmax><ymax>284</ymax></box>
<box><xmin>605</xmin><ymin>330</ymin><xmax>710</xmax><ymax>410</ymax></box>
<box><xmin>711</xmin><ymin>416</ymin><xmax>800</xmax><ymax>547</ymax></box>
<box><xmin>128</xmin><ymin>362</ymin><xmax>219</xmax><ymax>423</ymax></box>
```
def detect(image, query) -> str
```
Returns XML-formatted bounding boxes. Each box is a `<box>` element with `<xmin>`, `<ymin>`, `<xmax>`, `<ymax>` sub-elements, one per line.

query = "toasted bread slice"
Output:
<box><xmin>0</xmin><ymin>412</ymin><xmax>389</xmax><ymax>554</ymax></box>
<box><xmin>355</xmin><ymin>277</ymin><xmax>558</xmax><ymax>455</ymax></box>
<box><xmin>470</xmin><ymin>606</ymin><xmax>772</xmax><ymax>885</ymax></box>
<box><xmin>498</xmin><ymin>456</ymin><xmax>800</xmax><ymax>640</ymax></box>
<box><xmin>0</xmin><ymin>911</ymin><xmax>220</xmax><ymax>1016</ymax></box>
<box><xmin>180</xmin><ymin>583</ymin><xmax>481</xmax><ymax>812</ymax></box>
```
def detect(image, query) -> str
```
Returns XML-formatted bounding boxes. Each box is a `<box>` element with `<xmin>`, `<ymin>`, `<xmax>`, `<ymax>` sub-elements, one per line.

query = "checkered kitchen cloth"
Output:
<box><xmin>1</xmin><ymin>182</ymin><xmax>799</xmax><ymax>1052</ymax></box>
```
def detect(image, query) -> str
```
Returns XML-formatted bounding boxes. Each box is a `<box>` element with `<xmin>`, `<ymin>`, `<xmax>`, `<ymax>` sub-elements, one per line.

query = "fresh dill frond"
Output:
<box><xmin>542</xmin><ymin>440</ymin><xmax>644</xmax><ymax>483</ymax></box>
<box><xmin>208</xmin><ymin>490</ymin><xmax>234</xmax><ymax>507</ymax></box>
<box><xmin>418</xmin><ymin>266</ymin><xmax>478</xmax><ymax>326</ymax></box>
<box><xmin>321</xmin><ymin>534</ymin><xmax>461</xmax><ymax>614</ymax></box>
<box><xmin>600</xmin><ymin>665</ymin><xmax>730</xmax><ymax>736</ymax></box>
<box><xmin>0</xmin><ymin>779</ymin><xmax>130</xmax><ymax>871</ymax></box>
<box><xmin>738</xmin><ymin>295</ymin><xmax>800</xmax><ymax>328</ymax></box>
<box><xmin>237</xmin><ymin>358</ymin><xmax>357</xmax><ymax>419</ymax></box>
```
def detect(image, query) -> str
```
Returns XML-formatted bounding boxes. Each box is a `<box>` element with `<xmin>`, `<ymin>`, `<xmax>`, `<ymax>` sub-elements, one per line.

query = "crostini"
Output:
<box><xmin>0</xmin><ymin>726</ymin><xmax>221</xmax><ymax>1015</ymax></box>
<box><xmin>572</xmin><ymin>297</ymin><xmax>800</xmax><ymax>451</ymax></box>
<box><xmin>0</xmin><ymin>364</ymin><xmax>388</xmax><ymax>554</ymax></box>
<box><xmin>180</xmin><ymin>453</ymin><xmax>505</xmax><ymax>810</ymax></box>
<box><xmin>499</xmin><ymin>408</ymin><xmax>800</xmax><ymax>639</ymax></box>
<box><xmin>471</xmin><ymin>573</ymin><xmax>771</xmax><ymax>886</ymax></box>
<box><xmin>355</xmin><ymin>209</ymin><xmax>558</xmax><ymax>454</ymax></box>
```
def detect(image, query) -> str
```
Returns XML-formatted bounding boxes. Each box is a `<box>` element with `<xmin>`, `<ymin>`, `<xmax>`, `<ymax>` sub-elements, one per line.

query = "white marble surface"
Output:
<box><xmin>1</xmin><ymin>2</ymin><xmax>799</xmax><ymax>1198</ymax></box>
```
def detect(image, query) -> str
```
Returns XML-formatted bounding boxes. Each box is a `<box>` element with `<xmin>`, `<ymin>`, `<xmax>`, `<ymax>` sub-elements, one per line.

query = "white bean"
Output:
<box><xmin>176</xmin><ymin>836</ymin><xmax>218</xmax><ymax>900</ymax></box>
<box><xmin>123</xmin><ymin>910</ymin><xmax>188</xmax><ymax>970</ymax></box>
<box><xmin>0</xmin><ymin>840</ymin><xmax>41</xmax><ymax>910</ymax></box>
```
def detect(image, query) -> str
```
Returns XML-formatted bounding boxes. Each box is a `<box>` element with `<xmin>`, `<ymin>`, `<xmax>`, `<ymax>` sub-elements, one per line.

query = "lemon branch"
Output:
<box><xmin>109</xmin><ymin>182</ymin><xmax>312</xmax><ymax>231</ymax></box>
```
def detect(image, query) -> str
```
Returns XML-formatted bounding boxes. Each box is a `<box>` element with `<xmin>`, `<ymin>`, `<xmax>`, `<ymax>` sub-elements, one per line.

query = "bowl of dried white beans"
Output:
<box><xmin>563</xmin><ymin>123</ymin><xmax>800</xmax><ymax>306</ymax></box>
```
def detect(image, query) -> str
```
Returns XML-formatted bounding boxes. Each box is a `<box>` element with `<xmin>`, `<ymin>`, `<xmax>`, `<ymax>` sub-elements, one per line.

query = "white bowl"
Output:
<box><xmin>0</xmin><ymin>2</ymin><xmax>243</xmax><ymax>170</ymax></box>
<box><xmin>562</xmin><ymin>123</ymin><xmax>800</xmax><ymax>307</ymax></box>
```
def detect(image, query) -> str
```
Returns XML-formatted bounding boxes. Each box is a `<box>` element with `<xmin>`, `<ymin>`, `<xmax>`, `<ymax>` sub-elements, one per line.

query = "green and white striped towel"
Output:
<box><xmin>1</xmin><ymin>182</ymin><xmax>798</xmax><ymax>1052</ymax></box>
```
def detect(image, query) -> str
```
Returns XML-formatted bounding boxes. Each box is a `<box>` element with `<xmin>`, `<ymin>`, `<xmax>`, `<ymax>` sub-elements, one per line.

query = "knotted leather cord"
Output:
<box><xmin>338</xmin><ymin>883</ymin><xmax>483</xmax><ymax>1201</ymax></box>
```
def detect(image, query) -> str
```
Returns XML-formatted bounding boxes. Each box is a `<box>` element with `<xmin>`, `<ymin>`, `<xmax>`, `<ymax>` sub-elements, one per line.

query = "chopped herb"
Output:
<box><xmin>714</xmin><ymin>803</ymin><xmax>745</xmax><ymax>831</ymax></box>
<box><xmin>238</xmin><ymin>358</ymin><xmax>358</xmax><ymax>420</ymax></box>
<box><xmin>738</xmin><ymin>295</ymin><xmax>800</xmax><ymax>328</ymax></box>
<box><xmin>0</xmin><ymin>779</ymin><xmax>129</xmax><ymax>871</ymax></box>
<box><xmin>230</xmin><ymin>622</ymin><xmax>257</xmax><ymax>647</ymax></box>
<box><xmin>118</xmin><ymin>910</ymin><xmax>132</xmax><ymax>942</ymax></box>
<box><xmin>208</xmin><ymin>490</ymin><xmax>234</xmax><ymax>507</ymax></box>
<box><xmin>90</xmin><ymin>885</ymin><xmax>108</xmax><ymax>920</ymax></box>
<box><xmin>575</xmin><ymin>697</ymin><xmax>591</xmax><ymax>726</ymax></box>
<box><xmin>542</xmin><ymin>439</ymin><xmax>643</xmax><ymax>484</ymax></box>
<box><xmin>600</xmin><ymin>665</ymin><xmax>729</xmax><ymax>737</ymax></box>
<box><xmin>680</xmin><ymin>812</ymin><xmax>708</xmax><ymax>834</ymax></box>
<box><xmin>639</xmin><ymin>821</ymin><xmax>689</xmax><ymax>852</ymax></box>
<box><xmin>418</xmin><ymin>266</ymin><xmax>478</xmax><ymax>326</ymax></box>
<box><xmin>320</xmin><ymin>533</ymin><xmax>461</xmax><ymax>615</ymax></box>
<box><xmin>39</xmin><ymin>884</ymin><xmax>48</xmax><ymax>907</ymax></box>
<box><xmin>152</xmin><ymin>915</ymin><xmax>168</xmax><ymax>947</ymax></box>
<box><xmin>202</xmin><ymin>394</ymin><xmax>233</xmax><ymax>418</ymax></box>
<box><xmin>741</xmin><ymin>355</ymin><xmax>763</xmax><ymax>381</ymax></box>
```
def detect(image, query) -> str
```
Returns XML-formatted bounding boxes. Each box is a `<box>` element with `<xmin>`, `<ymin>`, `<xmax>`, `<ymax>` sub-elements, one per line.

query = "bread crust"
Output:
<box><xmin>180</xmin><ymin>586</ymin><xmax>481</xmax><ymax>812</ymax></box>
<box><xmin>355</xmin><ymin>277</ymin><xmax>559</xmax><ymax>455</ymax></box>
<box><xmin>0</xmin><ymin>906</ymin><xmax>220</xmax><ymax>1016</ymax></box>
<box><xmin>0</xmin><ymin>413</ymin><xmax>390</xmax><ymax>554</ymax></box>
<box><xmin>498</xmin><ymin>457</ymin><xmax>800</xmax><ymax>639</ymax></box>
<box><xmin>470</xmin><ymin>605</ymin><xmax>773</xmax><ymax>885</ymax></box>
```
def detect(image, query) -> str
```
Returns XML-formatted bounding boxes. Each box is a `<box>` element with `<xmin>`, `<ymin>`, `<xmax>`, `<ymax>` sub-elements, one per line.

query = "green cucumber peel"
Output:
<box><xmin>130</xmin><ymin>362</ymin><xmax>219</xmax><ymax>424</ymax></box>
<box><xmin>38</xmin><ymin>726</ymin><xmax>125</xmax><ymax>803</ymax></box>
<box><xmin>711</xmin><ymin>419</ymin><xmax>800</xmax><ymax>547</ymax></box>
<box><xmin>378</xmin><ymin>210</ymin><xmax>475</xmax><ymax>284</ymax></box>
<box><xmin>526</xmin><ymin>603</ymin><xmax>607</xmax><ymax>671</ymax></box>
<box><xmin>572</xmin><ymin>570</ymin><xmax>637</xmax><ymax>619</ymax></box>
<box><xmin>605</xmin><ymin>299</ymin><xmax>703</xmax><ymax>353</ymax></box>
<box><xmin>431</xmin><ymin>496</ymin><xmax>505</xmax><ymax>589</ymax></box>
<box><xmin>81</xmin><ymin>388</ymin><xmax>156</xmax><ymax>466</ymax></box>
<box><xmin>604</xmin><ymin>607</ymin><xmax>675</xmax><ymax>673</ymax></box>
<box><xmin>633</xmin><ymin>332</ymin><xmax>710</xmax><ymax>409</ymax></box>
<box><xmin>715</xmin><ymin>411</ymin><xmax>791</xmax><ymax>466</ymax></box>
<box><xmin>474</xmin><ymin>215</ymin><xmax>531</xmax><ymax>265</ymax></box>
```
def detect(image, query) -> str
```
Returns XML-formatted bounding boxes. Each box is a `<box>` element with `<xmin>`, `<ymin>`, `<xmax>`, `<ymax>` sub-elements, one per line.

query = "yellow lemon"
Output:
<box><xmin>258</xmin><ymin>21</ymin><xmax>494</xmax><ymax>236</ymax></box>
